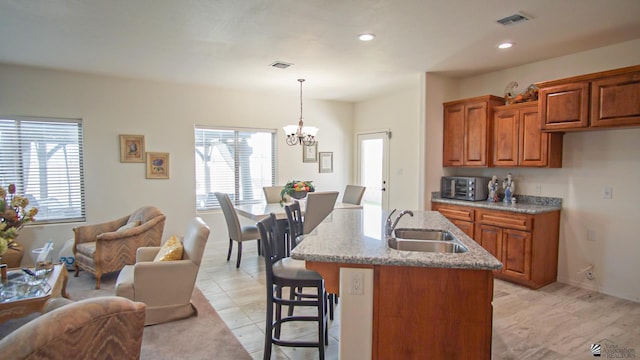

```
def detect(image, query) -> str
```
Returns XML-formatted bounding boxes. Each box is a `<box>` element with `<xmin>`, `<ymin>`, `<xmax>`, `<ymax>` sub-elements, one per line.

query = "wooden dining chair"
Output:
<box><xmin>214</xmin><ymin>192</ymin><xmax>261</xmax><ymax>268</ymax></box>
<box><xmin>303</xmin><ymin>191</ymin><xmax>339</xmax><ymax>234</ymax></box>
<box><xmin>342</xmin><ymin>185</ymin><xmax>366</xmax><ymax>205</ymax></box>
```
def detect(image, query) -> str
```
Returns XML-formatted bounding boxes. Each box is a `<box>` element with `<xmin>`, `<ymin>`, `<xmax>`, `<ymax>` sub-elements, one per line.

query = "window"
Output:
<box><xmin>0</xmin><ymin>116</ymin><xmax>86</xmax><ymax>223</ymax></box>
<box><xmin>195</xmin><ymin>126</ymin><xmax>276</xmax><ymax>210</ymax></box>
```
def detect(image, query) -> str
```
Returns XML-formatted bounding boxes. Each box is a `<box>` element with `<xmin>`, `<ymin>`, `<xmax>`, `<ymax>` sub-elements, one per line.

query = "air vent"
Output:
<box><xmin>270</xmin><ymin>61</ymin><xmax>293</xmax><ymax>69</ymax></box>
<box><xmin>496</xmin><ymin>13</ymin><xmax>530</xmax><ymax>26</ymax></box>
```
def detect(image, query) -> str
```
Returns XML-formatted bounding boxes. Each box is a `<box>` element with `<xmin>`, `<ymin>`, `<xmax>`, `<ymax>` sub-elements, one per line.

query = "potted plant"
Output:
<box><xmin>0</xmin><ymin>184</ymin><xmax>38</xmax><ymax>267</ymax></box>
<box><xmin>280</xmin><ymin>180</ymin><xmax>315</xmax><ymax>201</ymax></box>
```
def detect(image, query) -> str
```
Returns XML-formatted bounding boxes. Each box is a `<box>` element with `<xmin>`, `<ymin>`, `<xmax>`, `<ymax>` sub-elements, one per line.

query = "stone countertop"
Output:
<box><xmin>431</xmin><ymin>192</ymin><xmax>562</xmax><ymax>214</ymax></box>
<box><xmin>291</xmin><ymin>208</ymin><xmax>502</xmax><ymax>271</ymax></box>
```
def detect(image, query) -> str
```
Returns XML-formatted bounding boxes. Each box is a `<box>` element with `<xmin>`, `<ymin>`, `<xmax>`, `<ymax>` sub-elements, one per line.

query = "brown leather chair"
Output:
<box><xmin>115</xmin><ymin>217</ymin><xmax>211</xmax><ymax>325</ymax></box>
<box><xmin>0</xmin><ymin>296</ymin><xmax>146</xmax><ymax>360</ymax></box>
<box><xmin>73</xmin><ymin>206</ymin><xmax>166</xmax><ymax>289</ymax></box>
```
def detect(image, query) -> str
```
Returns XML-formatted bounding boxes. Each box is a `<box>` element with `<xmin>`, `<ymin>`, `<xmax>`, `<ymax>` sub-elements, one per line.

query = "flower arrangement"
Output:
<box><xmin>0</xmin><ymin>184</ymin><xmax>38</xmax><ymax>255</ymax></box>
<box><xmin>280</xmin><ymin>180</ymin><xmax>315</xmax><ymax>201</ymax></box>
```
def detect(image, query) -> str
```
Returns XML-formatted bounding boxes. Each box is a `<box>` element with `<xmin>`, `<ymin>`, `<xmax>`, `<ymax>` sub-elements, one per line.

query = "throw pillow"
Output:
<box><xmin>153</xmin><ymin>235</ymin><xmax>183</xmax><ymax>261</ymax></box>
<box><xmin>117</xmin><ymin>220</ymin><xmax>141</xmax><ymax>232</ymax></box>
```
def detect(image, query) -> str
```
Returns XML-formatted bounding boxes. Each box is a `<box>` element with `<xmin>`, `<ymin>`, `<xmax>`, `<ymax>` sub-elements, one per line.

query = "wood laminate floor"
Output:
<box><xmin>196</xmin><ymin>224</ymin><xmax>640</xmax><ymax>360</ymax></box>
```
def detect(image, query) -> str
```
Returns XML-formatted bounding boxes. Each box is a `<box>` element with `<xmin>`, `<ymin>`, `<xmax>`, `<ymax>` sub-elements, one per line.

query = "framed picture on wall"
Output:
<box><xmin>319</xmin><ymin>152</ymin><xmax>333</xmax><ymax>173</ymax></box>
<box><xmin>119</xmin><ymin>135</ymin><xmax>145</xmax><ymax>163</ymax></box>
<box><xmin>146</xmin><ymin>152</ymin><xmax>170</xmax><ymax>179</ymax></box>
<box><xmin>303</xmin><ymin>143</ymin><xmax>318</xmax><ymax>162</ymax></box>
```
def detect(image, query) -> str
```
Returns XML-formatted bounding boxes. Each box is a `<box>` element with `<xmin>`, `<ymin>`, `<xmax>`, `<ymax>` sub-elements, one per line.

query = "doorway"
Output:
<box><xmin>357</xmin><ymin>131</ymin><xmax>390</xmax><ymax>211</ymax></box>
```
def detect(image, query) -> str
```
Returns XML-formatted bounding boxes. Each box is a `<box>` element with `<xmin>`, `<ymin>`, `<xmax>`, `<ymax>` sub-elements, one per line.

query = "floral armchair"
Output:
<box><xmin>73</xmin><ymin>206</ymin><xmax>166</xmax><ymax>289</ymax></box>
<box><xmin>0</xmin><ymin>296</ymin><xmax>146</xmax><ymax>360</ymax></box>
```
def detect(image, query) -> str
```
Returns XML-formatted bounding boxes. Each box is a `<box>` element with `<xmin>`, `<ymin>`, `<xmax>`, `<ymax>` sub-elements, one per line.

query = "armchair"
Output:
<box><xmin>0</xmin><ymin>296</ymin><xmax>146</xmax><ymax>360</ymax></box>
<box><xmin>73</xmin><ymin>206</ymin><xmax>166</xmax><ymax>289</ymax></box>
<box><xmin>115</xmin><ymin>217</ymin><xmax>210</xmax><ymax>325</ymax></box>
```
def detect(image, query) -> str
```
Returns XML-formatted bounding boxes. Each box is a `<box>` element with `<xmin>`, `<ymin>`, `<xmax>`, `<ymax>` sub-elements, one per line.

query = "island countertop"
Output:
<box><xmin>292</xmin><ymin>207</ymin><xmax>502</xmax><ymax>270</ymax></box>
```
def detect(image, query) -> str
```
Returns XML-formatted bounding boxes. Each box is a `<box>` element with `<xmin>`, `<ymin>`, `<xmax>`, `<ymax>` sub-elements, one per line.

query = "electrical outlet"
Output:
<box><xmin>586</xmin><ymin>266</ymin><xmax>595</xmax><ymax>280</ymax></box>
<box><xmin>349</xmin><ymin>272</ymin><xmax>365</xmax><ymax>295</ymax></box>
<box><xmin>587</xmin><ymin>229</ymin><xmax>596</xmax><ymax>242</ymax></box>
<box><xmin>603</xmin><ymin>186</ymin><xmax>613</xmax><ymax>199</ymax></box>
<box><xmin>535</xmin><ymin>184</ymin><xmax>541</xmax><ymax>195</ymax></box>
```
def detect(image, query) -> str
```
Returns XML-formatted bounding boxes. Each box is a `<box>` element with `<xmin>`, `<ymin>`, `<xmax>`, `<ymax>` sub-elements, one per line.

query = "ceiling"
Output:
<box><xmin>1</xmin><ymin>0</ymin><xmax>639</xmax><ymax>102</ymax></box>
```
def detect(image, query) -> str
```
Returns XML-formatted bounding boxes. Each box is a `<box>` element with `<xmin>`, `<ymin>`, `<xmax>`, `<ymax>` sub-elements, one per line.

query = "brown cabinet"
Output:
<box><xmin>538</xmin><ymin>65</ymin><xmax>640</xmax><ymax>131</ymax></box>
<box><xmin>431</xmin><ymin>202</ymin><xmax>474</xmax><ymax>238</ymax></box>
<box><xmin>432</xmin><ymin>202</ymin><xmax>561</xmax><ymax>289</ymax></box>
<box><xmin>443</xmin><ymin>95</ymin><xmax>504</xmax><ymax>167</ymax></box>
<box><xmin>591</xmin><ymin>71</ymin><xmax>640</xmax><ymax>128</ymax></box>
<box><xmin>493</xmin><ymin>102</ymin><xmax>563</xmax><ymax>167</ymax></box>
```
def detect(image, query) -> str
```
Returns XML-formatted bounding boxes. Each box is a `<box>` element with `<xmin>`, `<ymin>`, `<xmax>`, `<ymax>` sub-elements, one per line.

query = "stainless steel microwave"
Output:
<box><xmin>440</xmin><ymin>176</ymin><xmax>490</xmax><ymax>201</ymax></box>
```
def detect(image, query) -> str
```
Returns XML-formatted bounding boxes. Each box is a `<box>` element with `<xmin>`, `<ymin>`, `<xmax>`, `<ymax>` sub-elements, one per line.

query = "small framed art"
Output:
<box><xmin>119</xmin><ymin>135</ymin><xmax>145</xmax><ymax>163</ymax></box>
<box><xmin>146</xmin><ymin>152</ymin><xmax>170</xmax><ymax>179</ymax></box>
<box><xmin>319</xmin><ymin>152</ymin><xmax>333</xmax><ymax>173</ymax></box>
<box><xmin>303</xmin><ymin>143</ymin><xmax>318</xmax><ymax>163</ymax></box>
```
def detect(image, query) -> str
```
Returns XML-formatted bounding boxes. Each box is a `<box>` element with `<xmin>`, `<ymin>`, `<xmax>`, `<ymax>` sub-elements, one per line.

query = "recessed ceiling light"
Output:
<box><xmin>270</xmin><ymin>61</ymin><xmax>293</xmax><ymax>69</ymax></box>
<box><xmin>498</xmin><ymin>42</ymin><xmax>513</xmax><ymax>49</ymax></box>
<box><xmin>358</xmin><ymin>33</ymin><xmax>376</xmax><ymax>41</ymax></box>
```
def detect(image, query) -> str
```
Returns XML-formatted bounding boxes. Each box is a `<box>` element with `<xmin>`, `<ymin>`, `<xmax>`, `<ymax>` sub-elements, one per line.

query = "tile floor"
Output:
<box><xmin>196</xmin><ymin>227</ymin><xmax>640</xmax><ymax>360</ymax></box>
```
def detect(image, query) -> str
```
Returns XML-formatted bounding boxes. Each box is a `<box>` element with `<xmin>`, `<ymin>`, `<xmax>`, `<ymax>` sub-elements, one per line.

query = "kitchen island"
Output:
<box><xmin>292</xmin><ymin>207</ymin><xmax>502</xmax><ymax>359</ymax></box>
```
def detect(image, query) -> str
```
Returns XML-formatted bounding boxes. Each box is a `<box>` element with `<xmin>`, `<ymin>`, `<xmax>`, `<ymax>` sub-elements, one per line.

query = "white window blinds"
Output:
<box><xmin>0</xmin><ymin>116</ymin><xmax>86</xmax><ymax>223</ymax></box>
<box><xmin>195</xmin><ymin>127</ymin><xmax>276</xmax><ymax>210</ymax></box>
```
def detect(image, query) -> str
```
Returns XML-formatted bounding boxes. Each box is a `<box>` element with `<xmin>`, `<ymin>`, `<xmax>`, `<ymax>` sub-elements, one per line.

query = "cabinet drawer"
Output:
<box><xmin>476</xmin><ymin>209</ymin><xmax>532</xmax><ymax>231</ymax></box>
<box><xmin>432</xmin><ymin>203</ymin><xmax>474</xmax><ymax>222</ymax></box>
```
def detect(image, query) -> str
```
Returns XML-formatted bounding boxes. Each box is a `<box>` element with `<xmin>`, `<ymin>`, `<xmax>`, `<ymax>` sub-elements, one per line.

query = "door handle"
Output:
<box><xmin>381</xmin><ymin>188</ymin><xmax>386</xmax><ymax>191</ymax></box>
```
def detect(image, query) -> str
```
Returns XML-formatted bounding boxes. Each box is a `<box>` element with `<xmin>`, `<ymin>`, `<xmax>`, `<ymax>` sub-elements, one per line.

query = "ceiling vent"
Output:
<box><xmin>270</xmin><ymin>61</ymin><xmax>293</xmax><ymax>69</ymax></box>
<box><xmin>496</xmin><ymin>13</ymin><xmax>530</xmax><ymax>26</ymax></box>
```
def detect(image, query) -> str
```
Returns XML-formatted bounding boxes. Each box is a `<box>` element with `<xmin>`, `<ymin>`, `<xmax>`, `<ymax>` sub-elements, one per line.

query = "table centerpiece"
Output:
<box><xmin>280</xmin><ymin>180</ymin><xmax>315</xmax><ymax>201</ymax></box>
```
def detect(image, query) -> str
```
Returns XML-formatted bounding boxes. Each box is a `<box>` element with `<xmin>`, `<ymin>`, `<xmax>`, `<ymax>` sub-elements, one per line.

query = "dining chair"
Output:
<box><xmin>263</xmin><ymin>186</ymin><xmax>284</xmax><ymax>203</ymax></box>
<box><xmin>214</xmin><ymin>192</ymin><xmax>261</xmax><ymax>268</ymax></box>
<box><xmin>257</xmin><ymin>213</ymin><xmax>328</xmax><ymax>360</ymax></box>
<box><xmin>342</xmin><ymin>185</ymin><xmax>366</xmax><ymax>205</ymax></box>
<box><xmin>303</xmin><ymin>191</ymin><xmax>339</xmax><ymax>234</ymax></box>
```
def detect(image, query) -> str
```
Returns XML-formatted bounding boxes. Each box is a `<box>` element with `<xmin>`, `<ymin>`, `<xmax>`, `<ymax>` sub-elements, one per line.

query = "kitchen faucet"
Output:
<box><xmin>385</xmin><ymin>209</ymin><xmax>414</xmax><ymax>236</ymax></box>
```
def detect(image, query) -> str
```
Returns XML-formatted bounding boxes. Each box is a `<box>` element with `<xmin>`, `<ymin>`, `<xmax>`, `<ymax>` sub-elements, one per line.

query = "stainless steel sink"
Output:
<box><xmin>388</xmin><ymin>228</ymin><xmax>468</xmax><ymax>253</ymax></box>
<box><xmin>387</xmin><ymin>238</ymin><xmax>468</xmax><ymax>253</ymax></box>
<box><xmin>393</xmin><ymin>228</ymin><xmax>456</xmax><ymax>241</ymax></box>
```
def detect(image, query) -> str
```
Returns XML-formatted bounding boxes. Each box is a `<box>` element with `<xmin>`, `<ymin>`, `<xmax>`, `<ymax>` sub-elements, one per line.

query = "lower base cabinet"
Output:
<box><xmin>433</xmin><ymin>202</ymin><xmax>560</xmax><ymax>289</ymax></box>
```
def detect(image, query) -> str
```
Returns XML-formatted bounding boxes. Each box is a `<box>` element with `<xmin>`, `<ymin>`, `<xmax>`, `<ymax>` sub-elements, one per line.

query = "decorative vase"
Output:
<box><xmin>289</xmin><ymin>191</ymin><xmax>308</xmax><ymax>200</ymax></box>
<box><xmin>2</xmin><ymin>242</ymin><xmax>24</xmax><ymax>268</ymax></box>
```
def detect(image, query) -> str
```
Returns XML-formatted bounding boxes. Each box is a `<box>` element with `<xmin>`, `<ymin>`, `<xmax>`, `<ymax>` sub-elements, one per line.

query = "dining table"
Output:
<box><xmin>234</xmin><ymin>199</ymin><xmax>362</xmax><ymax>221</ymax></box>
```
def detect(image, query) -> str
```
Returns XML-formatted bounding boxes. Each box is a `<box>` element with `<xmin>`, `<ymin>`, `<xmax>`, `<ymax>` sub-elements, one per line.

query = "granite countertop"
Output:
<box><xmin>291</xmin><ymin>208</ymin><xmax>502</xmax><ymax>271</ymax></box>
<box><xmin>431</xmin><ymin>192</ymin><xmax>562</xmax><ymax>214</ymax></box>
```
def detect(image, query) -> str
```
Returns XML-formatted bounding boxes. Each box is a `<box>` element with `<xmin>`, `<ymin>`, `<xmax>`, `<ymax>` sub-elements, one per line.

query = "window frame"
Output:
<box><xmin>0</xmin><ymin>115</ymin><xmax>86</xmax><ymax>224</ymax></box>
<box><xmin>194</xmin><ymin>125</ymin><xmax>277</xmax><ymax>211</ymax></box>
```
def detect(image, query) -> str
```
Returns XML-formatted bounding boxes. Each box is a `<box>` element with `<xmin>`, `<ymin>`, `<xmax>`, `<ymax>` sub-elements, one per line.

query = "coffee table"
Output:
<box><xmin>0</xmin><ymin>264</ymin><xmax>69</xmax><ymax>324</ymax></box>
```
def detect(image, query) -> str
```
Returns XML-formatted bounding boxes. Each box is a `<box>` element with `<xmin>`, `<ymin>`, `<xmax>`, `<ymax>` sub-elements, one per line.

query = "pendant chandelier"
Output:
<box><xmin>283</xmin><ymin>79</ymin><xmax>318</xmax><ymax>146</ymax></box>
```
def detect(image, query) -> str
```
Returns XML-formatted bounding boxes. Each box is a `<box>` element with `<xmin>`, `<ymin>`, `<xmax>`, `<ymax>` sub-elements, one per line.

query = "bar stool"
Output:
<box><xmin>256</xmin><ymin>213</ymin><xmax>328</xmax><ymax>360</ymax></box>
<box><xmin>285</xmin><ymin>202</ymin><xmax>336</xmax><ymax>321</ymax></box>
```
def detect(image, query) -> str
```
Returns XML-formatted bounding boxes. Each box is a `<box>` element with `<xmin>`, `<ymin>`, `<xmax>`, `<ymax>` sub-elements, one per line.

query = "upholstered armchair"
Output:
<box><xmin>73</xmin><ymin>206</ymin><xmax>166</xmax><ymax>289</ymax></box>
<box><xmin>115</xmin><ymin>217</ymin><xmax>210</xmax><ymax>325</ymax></box>
<box><xmin>0</xmin><ymin>296</ymin><xmax>146</xmax><ymax>360</ymax></box>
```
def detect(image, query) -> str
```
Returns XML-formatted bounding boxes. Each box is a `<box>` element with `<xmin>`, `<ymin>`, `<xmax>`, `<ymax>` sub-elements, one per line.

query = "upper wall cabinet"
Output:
<box><xmin>443</xmin><ymin>95</ymin><xmax>504</xmax><ymax>167</ymax></box>
<box><xmin>537</xmin><ymin>65</ymin><xmax>640</xmax><ymax>132</ymax></box>
<box><xmin>492</xmin><ymin>102</ymin><xmax>563</xmax><ymax>168</ymax></box>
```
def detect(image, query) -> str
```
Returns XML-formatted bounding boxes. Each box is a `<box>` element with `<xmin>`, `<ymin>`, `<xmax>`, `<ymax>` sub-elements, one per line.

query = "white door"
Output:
<box><xmin>357</xmin><ymin>131</ymin><xmax>390</xmax><ymax>210</ymax></box>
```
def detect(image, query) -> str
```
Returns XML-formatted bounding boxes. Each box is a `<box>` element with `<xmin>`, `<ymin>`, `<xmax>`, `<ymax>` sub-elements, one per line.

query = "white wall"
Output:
<box><xmin>353</xmin><ymin>75</ymin><xmax>422</xmax><ymax>210</ymax></box>
<box><xmin>0</xmin><ymin>64</ymin><xmax>353</xmax><ymax>259</ymax></box>
<box><xmin>424</xmin><ymin>39</ymin><xmax>640</xmax><ymax>302</ymax></box>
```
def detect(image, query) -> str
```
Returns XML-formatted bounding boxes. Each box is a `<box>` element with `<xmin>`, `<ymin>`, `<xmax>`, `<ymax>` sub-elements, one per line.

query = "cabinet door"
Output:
<box><xmin>519</xmin><ymin>106</ymin><xmax>548</xmax><ymax>167</ymax></box>
<box><xmin>539</xmin><ymin>82</ymin><xmax>589</xmax><ymax>131</ymax></box>
<box><xmin>502</xmin><ymin>229</ymin><xmax>532</xmax><ymax>280</ymax></box>
<box><xmin>493</xmin><ymin>108</ymin><xmax>519</xmax><ymax>166</ymax></box>
<box><xmin>464</xmin><ymin>101</ymin><xmax>489</xmax><ymax>166</ymax></box>
<box><xmin>451</xmin><ymin>219</ymin><xmax>474</xmax><ymax>238</ymax></box>
<box><xmin>443</xmin><ymin>104</ymin><xmax>465</xmax><ymax>166</ymax></box>
<box><xmin>475</xmin><ymin>223</ymin><xmax>501</xmax><ymax>261</ymax></box>
<box><xmin>591</xmin><ymin>72</ymin><xmax>640</xmax><ymax>128</ymax></box>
